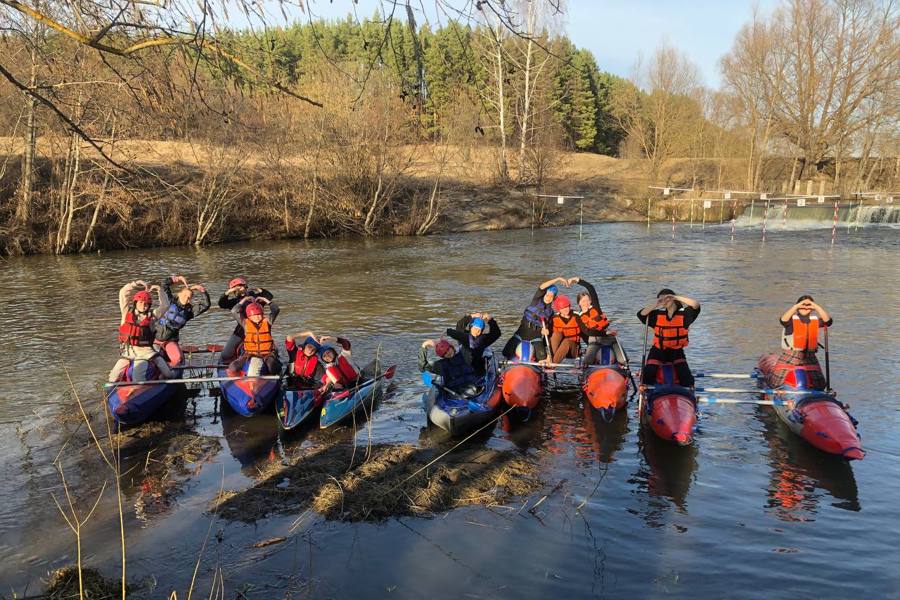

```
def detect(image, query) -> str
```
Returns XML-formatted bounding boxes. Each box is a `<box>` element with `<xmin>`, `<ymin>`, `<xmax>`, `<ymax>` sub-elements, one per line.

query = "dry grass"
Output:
<box><xmin>45</xmin><ymin>567</ymin><xmax>126</xmax><ymax>599</ymax></box>
<box><xmin>211</xmin><ymin>442</ymin><xmax>542</xmax><ymax>522</ymax></box>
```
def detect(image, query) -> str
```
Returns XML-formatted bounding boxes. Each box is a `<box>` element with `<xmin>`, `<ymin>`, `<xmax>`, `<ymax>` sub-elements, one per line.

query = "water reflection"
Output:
<box><xmin>581</xmin><ymin>405</ymin><xmax>629</xmax><ymax>465</ymax></box>
<box><xmin>631</xmin><ymin>427</ymin><xmax>699</xmax><ymax>527</ymax></box>
<box><xmin>220</xmin><ymin>406</ymin><xmax>283</xmax><ymax>475</ymax></box>
<box><xmin>756</xmin><ymin>407</ymin><xmax>860</xmax><ymax>522</ymax></box>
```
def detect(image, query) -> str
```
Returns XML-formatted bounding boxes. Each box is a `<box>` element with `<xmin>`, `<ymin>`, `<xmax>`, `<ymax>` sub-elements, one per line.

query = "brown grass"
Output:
<box><xmin>211</xmin><ymin>442</ymin><xmax>542</xmax><ymax>522</ymax></box>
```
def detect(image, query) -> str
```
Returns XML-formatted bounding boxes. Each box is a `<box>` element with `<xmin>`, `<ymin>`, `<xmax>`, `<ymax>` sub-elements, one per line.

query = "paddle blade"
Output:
<box><xmin>421</xmin><ymin>371</ymin><xmax>433</xmax><ymax>386</ymax></box>
<box><xmin>384</xmin><ymin>365</ymin><xmax>397</xmax><ymax>379</ymax></box>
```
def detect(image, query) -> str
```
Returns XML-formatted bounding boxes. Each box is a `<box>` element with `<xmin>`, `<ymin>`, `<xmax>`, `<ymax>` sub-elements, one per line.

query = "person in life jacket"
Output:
<box><xmin>285</xmin><ymin>331</ymin><xmax>326</xmax><ymax>387</ymax></box>
<box><xmin>637</xmin><ymin>289</ymin><xmax>701</xmax><ymax>387</ymax></box>
<box><xmin>570</xmin><ymin>277</ymin><xmax>628</xmax><ymax>366</ymax></box>
<box><xmin>318</xmin><ymin>336</ymin><xmax>361</xmax><ymax>393</ymax></box>
<box><xmin>444</xmin><ymin>313</ymin><xmax>501</xmax><ymax>375</ymax></box>
<box><xmin>772</xmin><ymin>295</ymin><xmax>833</xmax><ymax>390</ymax></box>
<box><xmin>502</xmin><ymin>277</ymin><xmax>570</xmax><ymax>361</ymax></box>
<box><xmin>419</xmin><ymin>338</ymin><xmax>480</xmax><ymax>395</ymax></box>
<box><xmin>228</xmin><ymin>296</ymin><xmax>282</xmax><ymax>376</ymax></box>
<box><xmin>218</xmin><ymin>277</ymin><xmax>275</xmax><ymax>361</ymax></box>
<box><xmin>154</xmin><ymin>274</ymin><xmax>211</xmax><ymax>366</ymax></box>
<box><xmin>549</xmin><ymin>295</ymin><xmax>582</xmax><ymax>363</ymax></box>
<box><xmin>108</xmin><ymin>280</ymin><xmax>175</xmax><ymax>382</ymax></box>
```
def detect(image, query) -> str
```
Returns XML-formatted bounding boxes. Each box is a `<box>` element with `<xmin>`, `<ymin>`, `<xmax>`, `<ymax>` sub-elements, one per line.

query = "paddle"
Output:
<box><xmin>104</xmin><ymin>374</ymin><xmax>281</xmax><ymax>388</ymax></box>
<box><xmin>693</xmin><ymin>372</ymin><xmax>757</xmax><ymax>379</ymax></box>
<box><xmin>500</xmin><ymin>360</ymin><xmax>582</xmax><ymax>370</ymax></box>
<box><xmin>696</xmin><ymin>395</ymin><xmax>789</xmax><ymax>406</ymax></box>
<box><xmin>180</xmin><ymin>344</ymin><xmax>225</xmax><ymax>354</ymax></box>
<box><xmin>823</xmin><ymin>324</ymin><xmax>831</xmax><ymax>391</ymax></box>
<box><xmin>614</xmin><ymin>338</ymin><xmax>639</xmax><ymax>395</ymax></box>
<box><xmin>328</xmin><ymin>364</ymin><xmax>397</xmax><ymax>401</ymax></box>
<box><xmin>644</xmin><ymin>384</ymin><xmax>828</xmax><ymax>396</ymax></box>
<box><xmin>540</xmin><ymin>317</ymin><xmax>552</xmax><ymax>363</ymax></box>
<box><xmin>637</xmin><ymin>314</ymin><xmax>650</xmax><ymax>414</ymax></box>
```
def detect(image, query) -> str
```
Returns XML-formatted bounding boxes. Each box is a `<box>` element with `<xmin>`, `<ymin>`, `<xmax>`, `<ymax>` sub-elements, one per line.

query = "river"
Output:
<box><xmin>1</xmin><ymin>222</ymin><xmax>898</xmax><ymax>598</ymax></box>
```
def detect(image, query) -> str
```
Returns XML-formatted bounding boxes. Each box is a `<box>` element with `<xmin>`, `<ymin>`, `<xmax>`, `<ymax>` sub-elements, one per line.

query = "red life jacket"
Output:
<box><xmin>118</xmin><ymin>310</ymin><xmax>154</xmax><ymax>347</ymax></box>
<box><xmin>244</xmin><ymin>319</ymin><xmax>274</xmax><ymax>357</ymax></box>
<box><xmin>579</xmin><ymin>307</ymin><xmax>609</xmax><ymax>334</ymax></box>
<box><xmin>552</xmin><ymin>314</ymin><xmax>581</xmax><ymax>342</ymax></box>
<box><xmin>653</xmin><ymin>310</ymin><xmax>689</xmax><ymax>350</ymax></box>
<box><xmin>294</xmin><ymin>353</ymin><xmax>320</xmax><ymax>378</ymax></box>
<box><xmin>783</xmin><ymin>314</ymin><xmax>819</xmax><ymax>352</ymax></box>
<box><xmin>323</xmin><ymin>355</ymin><xmax>358</xmax><ymax>386</ymax></box>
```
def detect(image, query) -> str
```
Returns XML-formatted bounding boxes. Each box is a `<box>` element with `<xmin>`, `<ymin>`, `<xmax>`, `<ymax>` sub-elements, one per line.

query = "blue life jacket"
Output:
<box><xmin>159</xmin><ymin>301</ymin><xmax>191</xmax><ymax>331</ymax></box>
<box><xmin>523</xmin><ymin>301</ymin><xmax>553</xmax><ymax>328</ymax></box>
<box><xmin>441</xmin><ymin>353</ymin><xmax>478</xmax><ymax>391</ymax></box>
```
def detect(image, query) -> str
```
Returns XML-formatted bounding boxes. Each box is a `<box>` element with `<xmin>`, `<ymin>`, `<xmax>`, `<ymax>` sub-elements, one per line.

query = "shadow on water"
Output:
<box><xmin>211</xmin><ymin>439</ymin><xmax>542</xmax><ymax>523</ymax></box>
<box><xmin>630</xmin><ymin>427</ymin><xmax>699</xmax><ymax>527</ymax></box>
<box><xmin>755</xmin><ymin>406</ymin><xmax>860</xmax><ymax>521</ymax></box>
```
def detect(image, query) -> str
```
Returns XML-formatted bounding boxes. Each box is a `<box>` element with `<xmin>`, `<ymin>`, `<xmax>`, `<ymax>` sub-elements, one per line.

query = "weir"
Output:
<box><xmin>737</xmin><ymin>203</ymin><xmax>899</xmax><ymax>226</ymax></box>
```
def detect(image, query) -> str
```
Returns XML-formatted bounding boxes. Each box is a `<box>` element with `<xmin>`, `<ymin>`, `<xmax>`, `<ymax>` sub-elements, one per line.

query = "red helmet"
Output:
<box><xmin>133</xmin><ymin>290</ymin><xmax>152</xmax><ymax>304</ymax></box>
<box><xmin>228</xmin><ymin>277</ymin><xmax>247</xmax><ymax>289</ymax></box>
<box><xmin>245</xmin><ymin>301</ymin><xmax>263</xmax><ymax>317</ymax></box>
<box><xmin>553</xmin><ymin>296</ymin><xmax>571</xmax><ymax>311</ymax></box>
<box><xmin>435</xmin><ymin>339</ymin><xmax>453</xmax><ymax>357</ymax></box>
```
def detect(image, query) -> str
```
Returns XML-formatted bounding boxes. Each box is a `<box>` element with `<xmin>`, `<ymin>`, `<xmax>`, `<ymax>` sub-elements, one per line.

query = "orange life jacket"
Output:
<box><xmin>783</xmin><ymin>314</ymin><xmax>819</xmax><ymax>352</ymax></box>
<box><xmin>244</xmin><ymin>318</ymin><xmax>274</xmax><ymax>357</ymax></box>
<box><xmin>323</xmin><ymin>355</ymin><xmax>359</xmax><ymax>387</ymax></box>
<box><xmin>653</xmin><ymin>310</ymin><xmax>689</xmax><ymax>350</ymax></box>
<box><xmin>118</xmin><ymin>310</ymin><xmax>154</xmax><ymax>347</ymax></box>
<box><xmin>578</xmin><ymin>307</ymin><xmax>609</xmax><ymax>334</ymax></box>
<box><xmin>552</xmin><ymin>314</ymin><xmax>581</xmax><ymax>342</ymax></box>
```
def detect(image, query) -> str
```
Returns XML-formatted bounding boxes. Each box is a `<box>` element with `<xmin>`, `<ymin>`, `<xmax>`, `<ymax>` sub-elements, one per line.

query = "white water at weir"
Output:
<box><xmin>734</xmin><ymin>202</ymin><xmax>900</xmax><ymax>229</ymax></box>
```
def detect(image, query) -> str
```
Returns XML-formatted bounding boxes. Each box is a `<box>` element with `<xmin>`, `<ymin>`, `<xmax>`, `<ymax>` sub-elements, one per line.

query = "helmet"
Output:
<box><xmin>553</xmin><ymin>296</ymin><xmax>571</xmax><ymax>310</ymax></box>
<box><xmin>435</xmin><ymin>339</ymin><xmax>453</xmax><ymax>357</ymax></box>
<box><xmin>133</xmin><ymin>290</ymin><xmax>152</xmax><ymax>304</ymax></box>
<box><xmin>245</xmin><ymin>302</ymin><xmax>263</xmax><ymax>317</ymax></box>
<box><xmin>229</xmin><ymin>277</ymin><xmax>247</xmax><ymax>289</ymax></box>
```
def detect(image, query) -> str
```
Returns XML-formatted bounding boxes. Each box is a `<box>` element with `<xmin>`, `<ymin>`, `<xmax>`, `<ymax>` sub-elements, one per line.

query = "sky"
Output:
<box><xmin>229</xmin><ymin>0</ymin><xmax>782</xmax><ymax>87</ymax></box>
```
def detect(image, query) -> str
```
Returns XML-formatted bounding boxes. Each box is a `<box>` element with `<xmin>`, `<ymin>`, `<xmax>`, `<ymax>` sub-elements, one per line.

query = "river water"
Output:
<box><xmin>1</xmin><ymin>222</ymin><xmax>898</xmax><ymax>598</ymax></box>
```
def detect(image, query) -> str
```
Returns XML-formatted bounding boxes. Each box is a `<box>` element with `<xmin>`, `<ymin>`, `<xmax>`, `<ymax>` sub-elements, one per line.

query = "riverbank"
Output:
<box><xmin>0</xmin><ymin>141</ymin><xmax>806</xmax><ymax>256</ymax></box>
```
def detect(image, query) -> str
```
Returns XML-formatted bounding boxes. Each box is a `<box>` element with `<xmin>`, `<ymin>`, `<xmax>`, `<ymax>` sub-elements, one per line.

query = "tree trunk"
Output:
<box><xmin>17</xmin><ymin>46</ymin><xmax>38</xmax><ymax>225</ymax></box>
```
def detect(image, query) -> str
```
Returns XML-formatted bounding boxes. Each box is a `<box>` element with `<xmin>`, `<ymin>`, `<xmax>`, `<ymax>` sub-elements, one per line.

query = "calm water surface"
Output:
<box><xmin>1</xmin><ymin>222</ymin><xmax>898</xmax><ymax>598</ymax></box>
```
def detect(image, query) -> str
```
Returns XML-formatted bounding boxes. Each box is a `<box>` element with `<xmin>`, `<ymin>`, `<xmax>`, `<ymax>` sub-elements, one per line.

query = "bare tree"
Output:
<box><xmin>610</xmin><ymin>43</ymin><xmax>701</xmax><ymax>180</ymax></box>
<box><xmin>722</xmin><ymin>0</ymin><xmax>900</xmax><ymax>186</ymax></box>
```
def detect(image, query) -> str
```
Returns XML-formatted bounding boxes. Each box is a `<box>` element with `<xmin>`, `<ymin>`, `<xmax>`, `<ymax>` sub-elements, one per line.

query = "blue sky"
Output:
<box><xmin>232</xmin><ymin>1</ymin><xmax>781</xmax><ymax>86</ymax></box>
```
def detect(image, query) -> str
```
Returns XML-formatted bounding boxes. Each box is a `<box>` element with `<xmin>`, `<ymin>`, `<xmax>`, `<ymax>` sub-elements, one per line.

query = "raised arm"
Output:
<box><xmin>673</xmin><ymin>294</ymin><xmax>700</xmax><ymax>310</ymax></box>
<box><xmin>482</xmin><ymin>318</ymin><xmax>502</xmax><ymax>346</ymax></box>
<box><xmin>780</xmin><ymin>302</ymin><xmax>803</xmax><ymax>324</ymax></box>
<box><xmin>267</xmin><ymin>301</ymin><xmax>280</xmax><ymax>324</ymax></box>
<box><xmin>539</xmin><ymin>277</ymin><xmax>568</xmax><ymax>290</ymax></box>
<box><xmin>809</xmin><ymin>300</ymin><xmax>831</xmax><ymax>324</ymax></box>
<box><xmin>118</xmin><ymin>280</ymin><xmax>143</xmax><ymax>319</ymax></box>
<box><xmin>152</xmin><ymin>284</ymin><xmax>169</xmax><ymax>318</ymax></box>
<box><xmin>571</xmin><ymin>277</ymin><xmax>600</xmax><ymax>308</ymax></box>
<box><xmin>193</xmin><ymin>285</ymin><xmax>211</xmax><ymax>316</ymax></box>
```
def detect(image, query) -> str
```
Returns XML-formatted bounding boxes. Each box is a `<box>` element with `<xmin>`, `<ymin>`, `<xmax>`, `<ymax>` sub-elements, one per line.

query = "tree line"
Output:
<box><xmin>0</xmin><ymin>0</ymin><xmax>896</xmax><ymax>256</ymax></box>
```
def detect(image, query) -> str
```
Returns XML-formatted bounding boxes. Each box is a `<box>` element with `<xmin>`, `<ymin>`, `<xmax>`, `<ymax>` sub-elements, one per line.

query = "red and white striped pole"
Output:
<box><xmin>782</xmin><ymin>201</ymin><xmax>788</xmax><ymax>229</ymax></box>
<box><xmin>831</xmin><ymin>200</ymin><xmax>839</xmax><ymax>245</ymax></box>
<box><xmin>731</xmin><ymin>217</ymin><xmax>735</xmax><ymax>241</ymax></box>
<box><xmin>762</xmin><ymin>199</ymin><xmax>770</xmax><ymax>242</ymax></box>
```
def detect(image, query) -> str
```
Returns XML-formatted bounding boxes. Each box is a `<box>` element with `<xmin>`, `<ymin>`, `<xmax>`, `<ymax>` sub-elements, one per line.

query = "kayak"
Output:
<box><xmin>217</xmin><ymin>358</ymin><xmax>281</xmax><ymax>417</ymax></box>
<box><xmin>320</xmin><ymin>363</ymin><xmax>396</xmax><ymax>428</ymax></box>
<box><xmin>423</xmin><ymin>353</ymin><xmax>503</xmax><ymax>437</ymax></box>
<box><xmin>277</xmin><ymin>386</ymin><xmax>321</xmax><ymax>430</ymax></box>
<box><xmin>500</xmin><ymin>363</ymin><xmax>543</xmax><ymax>409</ymax></box>
<box><xmin>107</xmin><ymin>360</ymin><xmax>184</xmax><ymax>425</ymax></box>
<box><xmin>757</xmin><ymin>354</ymin><xmax>863</xmax><ymax>460</ymax></box>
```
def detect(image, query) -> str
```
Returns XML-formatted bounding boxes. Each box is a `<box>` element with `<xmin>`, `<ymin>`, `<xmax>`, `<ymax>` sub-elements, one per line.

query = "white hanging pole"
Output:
<box><xmin>831</xmin><ymin>200</ymin><xmax>839</xmax><ymax>245</ymax></box>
